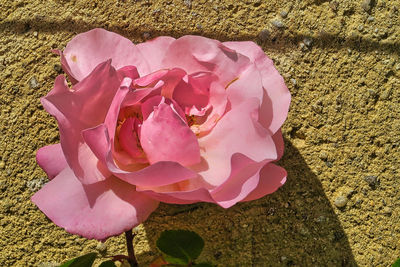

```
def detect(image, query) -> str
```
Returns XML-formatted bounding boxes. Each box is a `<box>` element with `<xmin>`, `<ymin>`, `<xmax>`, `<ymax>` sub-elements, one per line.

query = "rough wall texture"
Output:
<box><xmin>0</xmin><ymin>0</ymin><xmax>399</xmax><ymax>266</ymax></box>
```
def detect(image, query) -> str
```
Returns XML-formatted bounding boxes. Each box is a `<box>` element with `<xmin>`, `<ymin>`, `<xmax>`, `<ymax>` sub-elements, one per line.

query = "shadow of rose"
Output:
<box><xmin>139</xmin><ymin>139</ymin><xmax>357</xmax><ymax>266</ymax></box>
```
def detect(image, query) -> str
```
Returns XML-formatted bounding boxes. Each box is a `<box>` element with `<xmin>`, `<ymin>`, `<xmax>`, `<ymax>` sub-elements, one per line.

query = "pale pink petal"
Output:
<box><xmin>197</xmin><ymin>98</ymin><xmax>277</xmax><ymax>186</ymax></box>
<box><xmin>138</xmin><ymin>187</ymin><xmax>213</xmax><ymax>204</ymax></box>
<box><xmin>162</xmin><ymin>36</ymin><xmax>250</xmax><ymax>86</ymax></box>
<box><xmin>82</xmin><ymin>124</ymin><xmax>198</xmax><ymax>187</ymax></box>
<box><xmin>136</xmin><ymin>36</ymin><xmax>176</xmax><ymax>72</ymax></box>
<box><xmin>225</xmin><ymin>64</ymin><xmax>263</xmax><ymax>108</ymax></box>
<box><xmin>223</xmin><ymin>41</ymin><xmax>291</xmax><ymax>134</ymax></box>
<box><xmin>31</xmin><ymin>167</ymin><xmax>159</xmax><ymax>241</ymax></box>
<box><xmin>210</xmin><ymin>154</ymin><xmax>269</xmax><ymax>208</ymax></box>
<box><xmin>41</xmin><ymin>61</ymin><xmax>120</xmax><ymax>184</ymax></box>
<box><xmin>61</xmin><ymin>28</ymin><xmax>150</xmax><ymax>81</ymax></box>
<box><xmin>240</xmin><ymin>163</ymin><xmax>287</xmax><ymax>202</ymax></box>
<box><xmin>36</xmin><ymin>144</ymin><xmax>67</xmax><ymax>180</ymax></box>
<box><xmin>140</xmin><ymin>102</ymin><xmax>200</xmax><ymax>166</ymax></box>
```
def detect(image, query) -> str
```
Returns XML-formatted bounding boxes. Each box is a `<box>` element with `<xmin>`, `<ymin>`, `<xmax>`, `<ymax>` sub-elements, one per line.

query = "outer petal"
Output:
<box><xmin>197</xmin><ymin>98</ymin><xmax>277</xmax><ymax>186</ymax></box>
<box><xmin>42</xmin><ymin>61</ymin><xmax>120</xmax><ymax>184</ymax></box>
<box><xmin>162</xmin><ymin>36</ymin><xmax>251</xmax><ymax>86</ymax></box>
<box><xmin>36</xmin><ymin>144</ymin><xmax>68</xmax><ymax>180</ymax></box>
<box><xmin>223</xmin><ymin>41</ymin><xmax>291</xmax><ymax>134</ymax></box>
<box><xmin>140</xmin><ymin>102</ymin><xmax>200</xmax><ymax>166</ymax></box>
<box><xmin>136</xmin><ymin>36</ymin><xmax>176</xmax><ymax>73</ymax></box>
<box><xmin>31</xmin><ymin>167</ymin><xmax>159</xmax><ymax>241</ymax></box>
<box><xmin>210</xmin><ymin>154</ymin><xmax>269</xmax><ymax>208</ymax></box>
<box><xmin>61</xmin><ymin>28</ymin><xmax>150</xmax><ymax>81</ymax></box>
<box><xmin>240</xmin><ymin>163</ymin><xmax>287</xmax><ymax>202</ymax></box>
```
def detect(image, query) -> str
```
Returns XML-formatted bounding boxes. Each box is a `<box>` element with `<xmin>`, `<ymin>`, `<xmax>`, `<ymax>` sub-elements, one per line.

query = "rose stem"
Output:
<box><xmin>125</xmin><ymin>229</ymin><xmax>138</xmax><ymax>267</ymax></box>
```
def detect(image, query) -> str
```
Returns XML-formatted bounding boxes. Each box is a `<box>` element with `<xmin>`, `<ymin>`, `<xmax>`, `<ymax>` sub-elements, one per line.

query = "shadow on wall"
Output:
<box><xmin>1</xmin><ymin>16</ymin><xmax>399</xmax><ymax>56</ymax></box>
<box><xmin>140</xmin><ymin>139</ymin><xmax>357</xmax><ymax>267</ymax></box>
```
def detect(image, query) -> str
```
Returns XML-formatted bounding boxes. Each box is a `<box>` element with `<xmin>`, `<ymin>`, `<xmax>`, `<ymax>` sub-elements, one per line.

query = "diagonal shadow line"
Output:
<box><xmin>140</xmin><ymin>139</ymin><xmax>358</xmax><ymax>266</ymax></box>
<box><xmin>1</xmin><ymin>17</ymin><xmax>399</xmax><ymax>55</ymax></box>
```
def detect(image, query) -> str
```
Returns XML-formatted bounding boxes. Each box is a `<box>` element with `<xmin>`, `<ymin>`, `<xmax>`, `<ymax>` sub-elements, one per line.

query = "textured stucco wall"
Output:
<box><xmin>0</xmin><ymin>0</ymin><xmax>399</xmax><ymax>266</ymax></box>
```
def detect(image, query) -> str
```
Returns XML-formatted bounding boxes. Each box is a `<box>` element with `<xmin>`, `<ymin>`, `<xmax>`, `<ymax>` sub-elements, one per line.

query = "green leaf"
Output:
<box><xmin>156</xmin><ymin>230</ymin><xmax>204</xmax><ymax>265</ymax></box>
<box><xmin>58</xmin><ymin>252</ymin><xmax>97</xmax><ymax>267</ymax></box>
<box><xmin>193</xmin><ymin>263</ymin><xmax>214</xmax><ymax>267</ymax></box>
<box><xmin>98</xmin><ymin>260</ymin><xmax>117</xmax><ymax>267</ymax></box>
<box><xmin>393</xmin><ymin>257</ymin><xmax>400</xmax><ymax>267</ymax></box>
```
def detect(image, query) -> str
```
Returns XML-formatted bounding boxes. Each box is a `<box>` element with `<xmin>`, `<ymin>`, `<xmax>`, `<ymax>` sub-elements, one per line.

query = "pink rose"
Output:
<box><xmin>32</xmin><ymin>29</ymin><xmax>291</xmax><ymax>240</ymax></box>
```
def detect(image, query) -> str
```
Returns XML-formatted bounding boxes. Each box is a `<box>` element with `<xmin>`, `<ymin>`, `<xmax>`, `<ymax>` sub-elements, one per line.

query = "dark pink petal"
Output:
<box><xmin>41</xmin><ymin>61</ymin><xmax>120</xmax><ymax>184</ymax></box>
<box><xmin>240</xmin><ymin>163</ymin><xmax>287</xmax><ymax>202</ymax></box>
<box><xmin>136</xmin><ymin>36</ymin><xmax>176</xmax><ymax>72</ymax></box>
<box><xmin>36</xmin><ymin>144</ymin><xmax>68</xmax><ymax>180</ymax></box>
<box><xmin>197</xmin><ymin>98</ymin><xmax>277</xmax><ymax>186</ymax></box>
<box><xmin>82</xmin><ymin>124</ymin><xmax>198</xmax><ymax>187</ymax></box>
<box><xmin>272</xmin><ymin>129</ymin><xmax>285</xmax><ymax>160</ymax></box>
<box><xmin>223</xmin><ymin>41</ymin><xmax>291</xmax><ymax>134</ymax></box>
<box><xmin>117</xmin><ymin>66</ymin><xmax>139</xmax><ymax>80</ymax></box>
<box><xmin>31</xmin><ymin>167</ymin><xmax>159</xmax><ymax>241</ymax></box>
<box><xmin>118</xmin><ymin>117</ymin><xmax>147</xmax><ymax>162</ymax></box>
<box><xmin>162</xmin><ymin>36</ymin><xmax>251</xmax><ymax>86</ymax></box>
<box><xmin>140</xmin><ymin>102</ymin><xmax>200</xmax><ymax>166</ymax></box>
<box><xmin>61</xmin><ymin>28</ymin><xmax>150</xmax><ymax>81</ymax></box>
<box><xmin>172</xmin><ymin>72</ymin><xmax>214</xmax><ymax>115</ymax></box>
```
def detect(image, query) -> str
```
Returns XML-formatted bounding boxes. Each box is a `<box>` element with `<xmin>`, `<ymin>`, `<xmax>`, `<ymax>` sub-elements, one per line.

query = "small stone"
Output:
<box><xmin>361</xmin><ymin>0</ymin><xmax>371</xmax><ymax>12</ymax></box>
<box><xmin>280</xmin><ymin>10</ymin><xmax>288</xmax><ymax>18</ymax></box>
<box><xmin>329</xmin><ymin>1</ymin><xmax>339</xmax><ymax>11</ymax></box>
<box><xmin>290</xmin><ymin>78</ymin><xmax>296</xmax><ymax>86</ymax></box>
<box><xmin>303</xmin><ymin>37</ymin><xmax>313</xmax><ymax>47</ymax></box>
<box><xmin>319</xmin><ymin>151</ymin><xmax>328</xmax><ymax>160</ymax></box>
<box><xmin>0</xmin><ymin>161</ymin><xmax>4</xmax><ymax>169</ymax></box>
<box><xmin>143</xmin><ymin>32</ymin><xmax>151</xmax><ymax>39</ymax></box>
<box><xmin>258</xmin><ymin>29</ymin><xmax>270</xmax><ymax>42</ymax></box>
<box><xmin>33</xmin><ymin>31</ymin><xmax>38</xmax><ymax>37</ymax></box>
<box><xmin>29</xmin><ymin>76</ymin><xmax>39</xmax><ymax>89</ymax></box>
<box><xmin>367</xmin><ymin>16</ymin><xmax>374</xmax><ymax>22</ymax></box>
<box><xmin>26</xmin><ymin>178</ymin><xmax>47</xmax><ymax>192</ymax></box>
<box><xmin>96</xmin><ymin>241</ymin><xmax>107</xmax><ymax>253</ymax></box>
<box><xmin>183</xmin><ymin>0</ymin><xmax>191</xmax><ymax>8</ymax></box>
<box><xmin>271</xmin><ymin>19</ymin><xmax>284</xmax><ymax>28</ymax></box>
<box><xmin>358</xmin><ymin>25</ymin><xmax>364</xmax><ymax>31</ymax></box>
<box><xmin>334</xmin><ymin>195</ymin><xmax>348</xmax><ymax>208</ymax></box>
<box><xmin>281</xmin><ymin>256</ymin><xmax>287</xmax><ymax>262</ymax></box>
<box><xmin>364</xmin><ymin>175</ymin><xmax>378</xmax><ymax>187</ymax></box>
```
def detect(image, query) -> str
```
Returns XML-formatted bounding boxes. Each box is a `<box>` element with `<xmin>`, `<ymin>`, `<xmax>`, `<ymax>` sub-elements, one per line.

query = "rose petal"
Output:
<box><xmin>197</xmin><ymin>98</ymin><xmax>277</xmax><ymax>186</ymax></box>
<box><xmin>210</xmin><ymin>154</ymin><xmax>269</xmax><ymax>208</ymax></box>
<box><xmin>140</xmin><ymin>102</ymin><xmax>200</xmax><ymax>166</ymax></box>
<box><xmin>42</xmin><ymin>60</ymin><xmax>120</xmax><ymax>184</ymax></box>
<box><xmin>61</xmin><ymin>28</ymin><xmax>150</xmax><ymax>81</ymax></box>
<box><xmin>223</xmin><ymin>41</ymin><xmax>291</xmax><ymax>134</ymax></box>
<box><xmin>31</xmin><ymin>167</ymin><xmax>158</xmax><ymax>241</ymax></box>
<box><xmin>82</xmin><ymin>124</ymin><xmax>198</xmax><ymax>187</ymax></box>
<box><xmin>36</xmin><ymin>144</ymin><xmax>68</xmax><ymax>180</ymax></box>
<box><xmin>162</xmin><ymin>36</ymin><xmax>251</xmax><ymax>86</ymax></box>
<box><xmin>172</xmin><ymin>72</ymin><xmax>214</xmax><ymax>115</ymax></box>
<box><xmin>240</xmin><ymin>163</ymin><xmax>287</xmax><ymax>202</ymax></box>
<box><xmin>118</xmin><ymin>117</ymin><xmax>147</xmax><ymax>162</ymax></box>
<box><xmin>136</xmin><ymin>36</ymin><xmax>176</xmax><ymax>73</ymax></box>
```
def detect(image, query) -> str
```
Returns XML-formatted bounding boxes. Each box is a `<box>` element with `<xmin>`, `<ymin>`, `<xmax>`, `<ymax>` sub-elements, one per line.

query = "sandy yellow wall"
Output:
<box><xmin>0</xmin><ymin>0</ymin><xmax>399</xmax><ymax>266</ymax></box>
